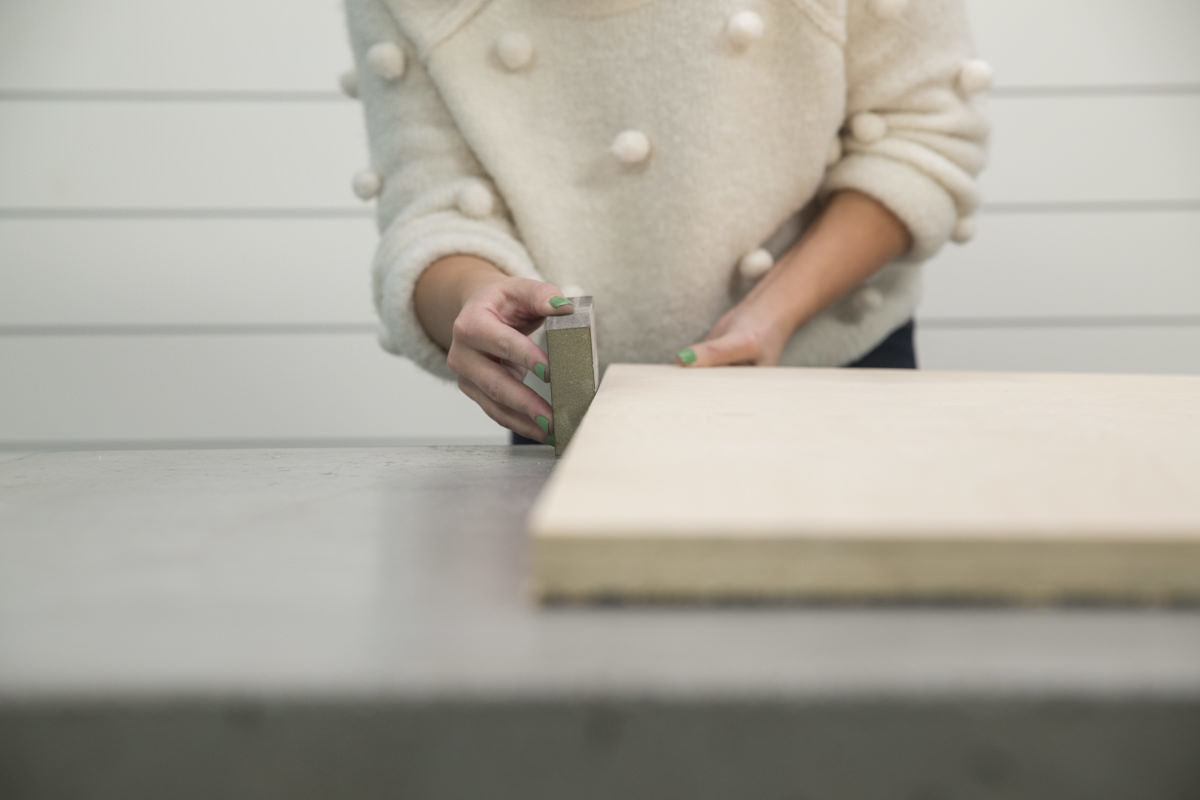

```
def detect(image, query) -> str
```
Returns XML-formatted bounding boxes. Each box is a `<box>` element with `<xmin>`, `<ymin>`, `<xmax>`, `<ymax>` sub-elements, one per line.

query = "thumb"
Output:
<box><xmin>676</xmin><ymin>333</ymin><xmax>757</xmax><ymax>368</ymax></box>
<box><xmin>510</xmin><ymin>278</ymin><xmax>576</xmax><ymax>318</ymax></box>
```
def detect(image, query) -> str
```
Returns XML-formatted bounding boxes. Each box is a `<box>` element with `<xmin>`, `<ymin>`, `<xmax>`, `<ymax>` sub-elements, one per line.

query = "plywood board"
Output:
<box><xmin>528</xmin><ymin>365</ymin><xmax>1200</xmax><ymax>602</ymax></box>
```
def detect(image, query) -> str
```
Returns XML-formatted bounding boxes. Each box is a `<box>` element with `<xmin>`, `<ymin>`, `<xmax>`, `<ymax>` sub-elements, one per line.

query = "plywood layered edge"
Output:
<box><xmin>531</xmin><ymin>536</ymin><xmax>1200</xmax><ymax>603</ymax></box>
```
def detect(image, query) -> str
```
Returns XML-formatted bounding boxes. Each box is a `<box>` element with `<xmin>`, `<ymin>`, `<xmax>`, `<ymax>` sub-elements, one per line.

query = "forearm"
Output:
<box><xmin>413</xmin><ymin>254</ymin><xmax>507</xmax><ymax>350</ymax></box>
<box><xmin>747</xmin><ymin>190</ymin><xmax>912</xmax><ymax>334</ymax></box>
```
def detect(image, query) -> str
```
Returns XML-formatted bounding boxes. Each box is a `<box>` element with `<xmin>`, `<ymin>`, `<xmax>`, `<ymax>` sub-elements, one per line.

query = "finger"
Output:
<box><xmin>676</xmin><ymin>334</ymin><xmax>759</xmax><ymax>368</ymax></box>
<box><xmin>501</xmin><ymin>359</ymin><xmax>528</xmax><ymax>383</ymax></box>
<box><xmin>458</xmin><ymin>378</ymin><xmax>551</xmax><ymax>443</ymax></box>
<box><xmin>504</xmin><ymin>278</ymin><xmax>576</xmax><ymax>320</ymax></box>
<box><xmin>499</xmin><ymin>358</ymin><xmax>551</xmax><ymax>386</ymax></box>
<box><xmin>453</xmin><ymin>310</ymin><xmax>552</xmax><ymax>384</ymax></box>
<box><xmin>453</xmin><ymin>345</ymin><xmax>554</xmax><ymax>427</ymax></box>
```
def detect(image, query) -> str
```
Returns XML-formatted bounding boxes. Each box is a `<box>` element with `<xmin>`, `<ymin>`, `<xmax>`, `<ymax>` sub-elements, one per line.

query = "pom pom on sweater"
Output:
<box><xmin>338</xmin><ymin>69</ymin><xmax>359</xmax><ymax>99</ymax></box>
<box><xmin>738</xmin><ymin>248</ymin><xmax>775</xmax><ymax>280</ymax></box>
<box><xmin>851</xmin><ymin>285</ymin><xmax>884</xmax><ymax>314</ymax></box>
<box><xmin>495</xmin><ymin>31</ymin><xmax>534</xmax><ymax>71</ymax></box>
<box><xmin>958</xmin><ymin>59</ymin><xmax>994</xmax><ymax>95</ymax></box>
<box><xmin>951</xmin><ymin>216</ymin><xmax>976</xmax><ymax>244</ymax></box>
<box><xmin>868</xmin><ymin>0</ymin><xmax>909</xmax><ymax>20</ymax></box>
<box><xmin>825</xmin><ymin>137</ymin><xmax>843</xmax><ymax>167</ymax></box>
<box><xmin>610</xmin><ymin>130</ymin><xmax>652</xmax><ymax>163</ymax></box>
<box><xmin>456</xmin><ymin>180</ymin><xmax>496</xmax><ymax>219</ymax></box>
<box><xmin>352</xmin><ymin>169</ymin><xmax>382</xmax><ymax>200</ymax></box>
<box><xmin>367</xmin><ymin>42</ymin><xmax>405</xmax><ymax>81</ymax></box>
<box><xmin>850</xmin><ymin>111</ymin><xmax>888</xmax><ymax>144</ymax></box>
<box><xmin>726</xmin><ymin>11</ymin><xmax>765</xmax><ymax>49</ymax></box>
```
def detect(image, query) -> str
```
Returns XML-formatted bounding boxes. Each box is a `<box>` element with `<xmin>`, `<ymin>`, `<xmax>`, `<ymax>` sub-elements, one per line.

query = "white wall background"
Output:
<box><xmin>1</xmin><ymin>0</ymin><xmax>1198</xmax><ymax>448</ymax></box>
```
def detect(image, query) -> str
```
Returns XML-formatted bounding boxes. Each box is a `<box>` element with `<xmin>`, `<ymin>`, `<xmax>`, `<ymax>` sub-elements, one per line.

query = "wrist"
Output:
<box><xmin>415</xmin><ymin>254</ymin><xmax>506</xmax><ymax>350</ymax></box>
<box><xmin>442</xmin><ymin>255</ymin><xmax>507</xmax><ymax>308</ymax></box>
<box><xmin>742</xmin><ymin>257</ymin><xmax>820</xmax><ymax>337</ymax></box>
<box><xmin>738</xmin><ymin>274</ymin><xmax>810</xmax><ymax>345</ymax></box>
<box><xmin>744</xmin><ymin>191</ymin><xmax>911</xmax><ymax>334</ymax></box>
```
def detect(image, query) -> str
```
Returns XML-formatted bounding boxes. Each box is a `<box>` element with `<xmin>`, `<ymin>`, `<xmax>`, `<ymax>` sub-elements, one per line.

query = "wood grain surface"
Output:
<box><xmin>529</xmin><ymin>364</ymin><xmax>1200</xmax><ymax>602</ymax></box>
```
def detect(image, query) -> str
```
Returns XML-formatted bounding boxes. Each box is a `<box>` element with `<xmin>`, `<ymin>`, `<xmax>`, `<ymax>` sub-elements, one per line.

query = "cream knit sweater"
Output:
<box><xmin>343</xmin><ymin>0</ymin><xmax>990</xmax><ymax>381</ymax></box>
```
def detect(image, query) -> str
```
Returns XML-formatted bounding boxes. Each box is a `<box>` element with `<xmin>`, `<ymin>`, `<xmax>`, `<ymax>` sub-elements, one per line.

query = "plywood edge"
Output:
<box><xmin>530</xmin><ymin>535</ymin><xmax>1200</xmax><ymax>604</ymax></box>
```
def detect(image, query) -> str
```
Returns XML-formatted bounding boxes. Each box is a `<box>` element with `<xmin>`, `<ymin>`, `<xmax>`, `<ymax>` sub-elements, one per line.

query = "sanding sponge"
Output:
<box><xmin>544</xmin><ymin>297</ymin><xmax>598</xmax><ymax>457</ymax></box>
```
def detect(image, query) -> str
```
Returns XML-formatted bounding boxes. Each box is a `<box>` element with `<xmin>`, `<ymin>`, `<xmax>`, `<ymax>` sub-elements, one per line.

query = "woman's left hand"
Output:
<box><xmin>673</xmin><ymin>192</ymin><xmax>912</xmax><ymax>369</ymax></box>
<box><xmin>675</xmin><ymin>296</ymin><xmax>793</xmax><ymax>368</ymax></box>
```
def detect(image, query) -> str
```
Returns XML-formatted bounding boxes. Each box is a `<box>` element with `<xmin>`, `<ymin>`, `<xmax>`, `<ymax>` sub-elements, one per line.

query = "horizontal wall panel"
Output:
<box><xmin>978</xmin><ymin>95</ymin><xmax>1200</xmax><ymax>206</ymax></box>
<box><xmin>0</xmin><ymin>0</ymin><xmax>351</xmax><ymax>93</ymax></box>
<box><xmin>921</xmin><ymin>211</ymin><xmax>1200</xmax><ymax>319</ymax></box>
<box><xmin>0</xmin><ymin>218</ymin><xmax>378</xmax><ymax>326</ymax></box>
<box><xmin>2</xmin><ymin>328</ymin><xmax>1197</xmax><ymax>446</ymax></box>
<box><xmin>967</xmin><ymin>0</ymin><xmax>1200</xmax><ymax>89</ymax></box>
<box><xmin>2</xmin><ymin>97</ymin><xmax>1198</xmax><ymax>210</ymax></box>
<box><xmin>0</xmin><ymin>335</ymin><xmax>506</xmax><ymax>445</ymax></box>
<box><xmin>2</xmin><ymin>0</ymin><xmax>1197</xmax><ymax>92</ymax></box>
<box><xmin>3</xmin><ymin>212</ymin><xmax>1198</xmax><ymax>327</ymax></box>
<box><xmin>918</xmin><ymin>325</ymin><xmax>1200</xmax><ymax>375</ymax></box>
<box><xmin>0</xmin><ymin>103</ymin><xmax>365</xmax><ymax>209</ymax></box>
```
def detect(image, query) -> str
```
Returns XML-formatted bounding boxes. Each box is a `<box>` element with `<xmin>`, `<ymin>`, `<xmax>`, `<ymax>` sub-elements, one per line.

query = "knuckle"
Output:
<box><xmin>701</xmin><ymin>342</ymin><xmax>724</xmax><ymax>363</ymax></box>
<box><xmin>469</xmin><ymin>368</ymin><xmax>492</xmax><ymax>397</ymax></box>
<box><xmin>495</xmin><ymin>335</ymin><xmax>514</xmax><ymax>364</ymax></box>
<box><xmin>478</xmin><ymin>375</ymin><xmax>503</xmax><ymax>403</ymax></box>
<box><xmin>451</xmin><ymin>315</ymin><xmax>474</xmax><ymax>343</ymax></box>
<box><xmin>446</xmin><ymin>346</ymin><xmax>463</xmax><ymax>375</ymax></box>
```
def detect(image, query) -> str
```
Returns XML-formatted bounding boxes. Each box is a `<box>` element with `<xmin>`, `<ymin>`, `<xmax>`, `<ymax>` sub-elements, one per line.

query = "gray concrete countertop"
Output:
<box><xmin>2</xmin><ymin>446</ymin><xmax>1199</xmax><ymax>799</ymax></box>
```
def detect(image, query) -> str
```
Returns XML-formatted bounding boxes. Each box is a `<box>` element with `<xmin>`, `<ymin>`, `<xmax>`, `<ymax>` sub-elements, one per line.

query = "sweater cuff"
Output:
<box><xmin>821</xmin><ymin>152</ymin><xmax>960</xmax><ymax>261</ymax></box>
<box><xmin>375</xmin><ymin>211</ymin><xmax>542</xmax><ymax>381</ymax></box>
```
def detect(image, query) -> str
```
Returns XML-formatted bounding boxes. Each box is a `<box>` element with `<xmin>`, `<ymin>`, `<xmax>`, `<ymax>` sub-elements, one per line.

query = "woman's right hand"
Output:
<box><xmin>446</xmin><ymin>276</ymin><xmax>574</xmax><ymax>443</ymax></box>
<box><xmin>414</xmin><ymin>254</ymin><xmax>574</xmax><ymax>443</ymax></box>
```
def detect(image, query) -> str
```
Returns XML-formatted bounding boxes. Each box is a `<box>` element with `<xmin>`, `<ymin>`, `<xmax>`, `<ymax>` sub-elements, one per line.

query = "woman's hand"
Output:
<box><xmin>414</xmin><ymin>254</ymin><xmax>573</xmax><ymax>443</ymax></box>
<box><xmin>675</xmin><ymin>191</ymin><xmax>912</xmax><ymax>368</ymax></box>
<box><xmin>447</xmin><ymin>277</ymin><xmax>574</xmax><ymax>443</ymax></box>
<box><xmin>675</xmin><ymin>294</ymin><xmax>793</xmax><ymax>367</ymax></box>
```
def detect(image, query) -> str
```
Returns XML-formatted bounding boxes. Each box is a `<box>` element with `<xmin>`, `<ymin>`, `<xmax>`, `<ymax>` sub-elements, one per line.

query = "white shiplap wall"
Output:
<box><xmin>1</xmin><ymin>0</ymin><xmax>1198</xmax><ymax>448</ymax></box>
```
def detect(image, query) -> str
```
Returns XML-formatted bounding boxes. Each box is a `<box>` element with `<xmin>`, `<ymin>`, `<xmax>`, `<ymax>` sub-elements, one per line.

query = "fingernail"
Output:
<box><xmin>549</xmin><ymin>296</ymin><xmax>573</xmax><ymax>309</ymax></box>
<box><xmin>545</xmin><ymin>434</ymin><xmax>556</xmax><ymax>447</ymax></box>
<box><xmin>536</xmin><ymin>415</ymin><xmax>550</xmax><ymax>434</ymax></box>
<box><xmin>534</xmin><ymin>362</ymin><xmax>547</xmax><ymax>382</ymax></box>
<box><xmin>677</xmin><ymin>348</ymin><xmax>696</xmax><ymax>366</ymax></box>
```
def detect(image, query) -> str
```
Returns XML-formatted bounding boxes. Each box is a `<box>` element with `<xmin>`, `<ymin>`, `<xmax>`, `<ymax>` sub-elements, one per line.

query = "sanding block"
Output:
<box><xmin>544</xmin><ymin>296</ymin><xmax>598</xmax><ymax>457</ymax></box>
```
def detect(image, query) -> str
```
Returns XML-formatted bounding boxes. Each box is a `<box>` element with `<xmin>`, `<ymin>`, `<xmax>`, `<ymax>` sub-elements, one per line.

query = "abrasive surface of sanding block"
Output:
<box><xmin>544</xmin><ymin>297</ymin><xmax>598</xmax><ymax>457</ymax></box>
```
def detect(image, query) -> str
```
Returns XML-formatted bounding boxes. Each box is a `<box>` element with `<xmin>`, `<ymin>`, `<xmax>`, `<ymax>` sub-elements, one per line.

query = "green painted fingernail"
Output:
<box><xmin>536</xmin><ymin>415</ymin><xmax>550</xmax><ymax>434</ymax></box>
<box><xmin>534</xmin><ymin>362</ymin><xmax>547</xmax><ymax>382</ymax></box>
<box><xmin>549</xmin><ymin>296</ymin><xmax>573</xmax><ymax>309</ymax></box>
<box><xmin>545</xmin><ymin>435</ymin><xmax>556</xmax><ymax>447</ymax></box>
<box><xmin>677</xmin><ymin>348</ymin><xmax>696</xmax><ymax>365</ymax></box>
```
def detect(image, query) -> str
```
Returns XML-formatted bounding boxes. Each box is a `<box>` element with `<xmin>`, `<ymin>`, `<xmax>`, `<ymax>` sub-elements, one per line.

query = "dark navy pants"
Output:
<box><xmin>511</xmin><ymin>319</ymin><xmax>917</xmax><ymax>445</ymax></box>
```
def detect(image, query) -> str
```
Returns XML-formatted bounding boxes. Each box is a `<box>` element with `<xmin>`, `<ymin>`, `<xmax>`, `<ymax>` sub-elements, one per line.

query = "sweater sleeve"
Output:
<box><xmin>821</xmin><ymin>0</ymin><xmax>991</xmax><ymax>260</ymax></box>
<box><xmin>344</xmin><ymin>0</ymin><xmax>544</xmax><ymax>381</ymax></box>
